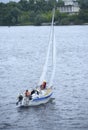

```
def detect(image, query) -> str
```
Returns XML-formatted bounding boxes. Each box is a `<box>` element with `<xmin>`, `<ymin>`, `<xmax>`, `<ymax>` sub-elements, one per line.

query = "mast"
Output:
<box><xmin>49</xmin><ymin>8</ymin><xmax>56</xmax><ymax>87</ymax></box>
<box><xmin>38</xmin><ymin>8</ymin><xmax>56</xmax><ymax>87</ymax></box>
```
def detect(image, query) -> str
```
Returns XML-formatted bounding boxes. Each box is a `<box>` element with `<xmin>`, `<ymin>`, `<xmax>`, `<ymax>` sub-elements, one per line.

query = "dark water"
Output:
<box><xmin>0</xmin><ymin>26</ymin><xmax>88</xmax><ymax>130</ymax></box>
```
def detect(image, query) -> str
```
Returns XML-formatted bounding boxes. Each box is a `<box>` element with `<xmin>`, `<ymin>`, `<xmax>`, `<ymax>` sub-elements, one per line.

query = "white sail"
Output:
<box><xmin>38</xmin><ymin>27</ymin><xmax>52</xmax><ymax>85</ymax></box>
<box><xmin>49</xmin><ymin>8</ymin><xmax>56</xmax><ymax>87</ymax></box>
<box><xmin>49</xmin><ymin>33</ymin><xmax>56</xmax><ymax>87</ymax></box>
<box><xmin>38</xmin><ymin>8</ymin><xmax>56</xmax><ymax>87</ymax></box>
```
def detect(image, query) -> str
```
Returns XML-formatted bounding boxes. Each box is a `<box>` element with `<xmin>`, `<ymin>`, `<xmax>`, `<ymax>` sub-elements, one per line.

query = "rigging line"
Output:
<box><xmin>38</xmin><ymin>24</ymin><xmax>52</xmax><ymax>85</ymax></box>
<box><xmin>51</xmin><ymin>8</ymin><xmax>55</xmax><ymax>67</ymax></box>
<box><xmin>49</xmin><ymin>33</ymin><xmax>56</xmax><ymax>87</ymax></box>
<box><xmin>38</xmin><ymin>34</ymin><xmax>52</xmax><ymax>85</ymax></box>
<box><xmin>38</xmin><ymin>8</ymin><xmax>55</xmax><ymax>86</ymax></box>
<box><xmin>49</xmin><ymin>8</ymin><xmax>56</xmax><ymax>87</ymax></box>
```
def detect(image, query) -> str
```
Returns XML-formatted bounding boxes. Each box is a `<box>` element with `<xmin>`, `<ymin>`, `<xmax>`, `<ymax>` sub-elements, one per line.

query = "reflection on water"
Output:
<box><xmin>0</xmin><ymin>26</ymin><xmax>88</xmax><ymax>130</ymax></box>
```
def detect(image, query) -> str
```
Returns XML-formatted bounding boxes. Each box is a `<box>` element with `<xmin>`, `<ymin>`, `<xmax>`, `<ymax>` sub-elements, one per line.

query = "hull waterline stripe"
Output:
<box><xmin>32</xmin><ymin>93</ymin><xmax>53</xmax><ymax>102</ymax></box>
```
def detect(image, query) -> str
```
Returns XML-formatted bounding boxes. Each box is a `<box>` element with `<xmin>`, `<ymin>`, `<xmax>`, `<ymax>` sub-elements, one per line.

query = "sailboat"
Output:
<box><xmin>16</xmin><ymin>8</ymin><xmax>56</xmax><ymax>107</ymax></box>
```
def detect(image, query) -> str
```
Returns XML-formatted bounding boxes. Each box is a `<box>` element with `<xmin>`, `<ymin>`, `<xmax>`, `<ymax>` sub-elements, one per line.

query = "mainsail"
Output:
<box><xmin>38</xmin><ymin>8</ymin><xmax>56</xmax><ymax>87</ymax></box>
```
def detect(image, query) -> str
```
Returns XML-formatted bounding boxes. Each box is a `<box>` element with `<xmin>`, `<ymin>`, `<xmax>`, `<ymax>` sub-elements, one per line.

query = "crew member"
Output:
<box><xmin>40</xmin><ymin>81</ymin><xmax>47</xmax><ymax>90</ymax></box>
<box><xmin>16</xmin><ymin>94</ymin><xmax>23</xmax><ymax>105</ymax></box>
<box><xmin>25</xmin><ymin>90</ymin><xmax>31</xmax><ymax>97</ymax></box>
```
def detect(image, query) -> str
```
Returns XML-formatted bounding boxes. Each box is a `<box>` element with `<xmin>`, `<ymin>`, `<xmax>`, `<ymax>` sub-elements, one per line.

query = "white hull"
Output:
<box><xmin>17</xmin><ymin>88</ymin><xmax>52</xmax><ymax>107</ymax></box>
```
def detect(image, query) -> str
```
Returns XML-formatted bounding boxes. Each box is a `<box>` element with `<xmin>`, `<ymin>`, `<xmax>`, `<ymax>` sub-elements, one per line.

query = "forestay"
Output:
<box><xmin>38</xmin><ymin>8</ymin><xmax>56</xmax><ymax>87</ymax></box>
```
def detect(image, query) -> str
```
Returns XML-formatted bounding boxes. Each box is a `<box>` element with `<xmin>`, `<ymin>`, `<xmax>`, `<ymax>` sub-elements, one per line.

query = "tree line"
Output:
<box><xmin>0</xmin><ymin>0</ymin><xmax>88</xmax><ymax>26</ymax></box>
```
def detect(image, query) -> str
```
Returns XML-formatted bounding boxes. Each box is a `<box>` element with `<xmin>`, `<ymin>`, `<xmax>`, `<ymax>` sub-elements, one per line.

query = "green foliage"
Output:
<box><xmin>0</xmin><ymin>0</ymin><xmax>88</xmax><ymax>26</ymax></box>
<box><xmin>57</xmin><ymin>0</ymin><xmax>64</xmax><ymax>7</ymax></box>
<box><xmin>78</xmin><ymin>9</ymin><xmax>88</xmax><ymax>23</ymax></box>
<box><xmin>78</xmin><ymin>0</ymin><xmax>88</xmax><ymax>9</ymax></box>
<box><xmin>19</xmin><ymin>0</ymin><xmax>29</xmax><ymax>11</ymax></box>
<box><xmin>18</xmin><ymin>11</ymin><xmax>30</xmax><ymax>25</ymax></box>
